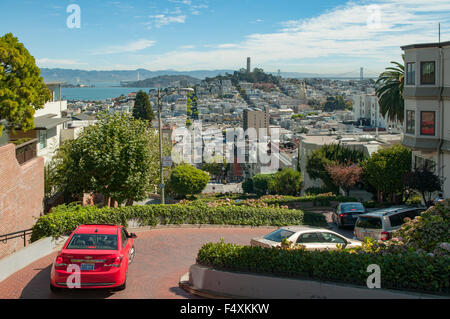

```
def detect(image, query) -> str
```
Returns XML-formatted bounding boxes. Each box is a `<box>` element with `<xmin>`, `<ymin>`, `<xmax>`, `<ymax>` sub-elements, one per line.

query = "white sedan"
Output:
<box><xmin>250</xmin><ymin>226</ymin><xmax>362</xmax><ymax>250</ymax></box>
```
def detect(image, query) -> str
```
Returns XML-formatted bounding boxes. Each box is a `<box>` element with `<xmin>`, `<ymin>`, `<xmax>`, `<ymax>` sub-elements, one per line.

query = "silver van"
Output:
<box><xmin>353</xmin><ymin>206</ymin><xmax>426</xmax><ymax>241</ymax></box>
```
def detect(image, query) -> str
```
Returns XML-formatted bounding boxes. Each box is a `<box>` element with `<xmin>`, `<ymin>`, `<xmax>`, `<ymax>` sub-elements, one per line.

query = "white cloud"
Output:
<box><xmin>92</xmin><ymin>39</ymin><xmax>156</xmax><ymax>55</ymax></box>
<box><xmin>134</xmin><ymin>0</ymin><xmax>450</xmax><ymax>73</ymax></box>
<box><xmin>147</xmin><ymin>14</ymin><xmax>186</xmax><ymax>28</ymax></box>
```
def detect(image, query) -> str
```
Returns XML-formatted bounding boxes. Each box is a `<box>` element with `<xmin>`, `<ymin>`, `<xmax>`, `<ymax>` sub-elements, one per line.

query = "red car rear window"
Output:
<box><xmin>66</xmin><ymin>234</ymin><xmax>118</xmax><ymax>250</ymax></box>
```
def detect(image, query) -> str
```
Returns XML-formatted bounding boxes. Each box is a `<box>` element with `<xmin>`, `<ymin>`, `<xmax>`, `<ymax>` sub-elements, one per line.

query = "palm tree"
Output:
<box><xmin>375</xmin><ymin>58</ymin><xmax>404</xmax><ymax>123</ymax></box>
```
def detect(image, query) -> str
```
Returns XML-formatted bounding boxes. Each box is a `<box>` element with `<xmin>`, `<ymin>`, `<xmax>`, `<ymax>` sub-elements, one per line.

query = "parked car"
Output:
<box><xmin>353</xmin><ymin>206</ymin><xmax>426</xmax><ymax>241</ymax></box>
<box><xmin>332</xmin><ymin>202</ymin><xmax>367</xmax><ymax>228</ymax></box>
<box><xmin>250</xmin><ymin>226</ymin><xmax>362</xmax><ymax>250</ymax></box>
<box><xmin>50</xmin><ymin>224</ymin><xmax>137</xmax><ymax>292</ymax></box>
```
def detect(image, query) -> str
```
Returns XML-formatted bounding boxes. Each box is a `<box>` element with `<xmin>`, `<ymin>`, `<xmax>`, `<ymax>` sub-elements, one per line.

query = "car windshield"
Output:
<box><xmin>356</xmin><ymin>216</ymin><xmax>382</xmax><ymax>229</ymax></box>
<box><xmin>66</xmin><ymin>234</ymin><xmax>118</xmax><ymax>250</ymax></box>
<box><xmin>264</xmin><ymin>229</ymin><xmax>295</xmax><ymax>242</ymax></box>
<box><xmin>342</xmin><ymin>203</ymin><xmax>365</xmax><ymax>212</ymax></box>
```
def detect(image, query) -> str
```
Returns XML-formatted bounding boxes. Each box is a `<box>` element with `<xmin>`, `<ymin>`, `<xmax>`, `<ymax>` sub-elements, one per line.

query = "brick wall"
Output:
<box><xmin>0</xmin><ymin>144</ymin><xmax>44</xmax><ymax>259</ymax></box>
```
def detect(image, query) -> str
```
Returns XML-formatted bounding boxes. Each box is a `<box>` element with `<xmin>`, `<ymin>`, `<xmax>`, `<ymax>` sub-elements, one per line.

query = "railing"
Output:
<box><xmin>13</xmin><ymin>138</ymin><xmax>38</xmax><ymax>165</ymax></box>
<box><xmin>0</xmin><ymin>229</ymin><xmax>33</xmax><ymax>247</ymax></box>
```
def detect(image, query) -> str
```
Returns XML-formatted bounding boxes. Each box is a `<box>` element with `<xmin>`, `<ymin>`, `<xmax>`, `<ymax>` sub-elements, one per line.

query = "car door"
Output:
<box><xmin>120</xmin><ymin>228</ymin><xmax>131</xmax><ymax>264</ymax></box>
<box><xmin>317</xmin><ymin>232</ymin><xmax>348</xmax><ymax>250</ymax></box>
<box><xmin>295</xmin><ymin>232</ymin><xmax>323</xmax><ymax>250</ymax></box>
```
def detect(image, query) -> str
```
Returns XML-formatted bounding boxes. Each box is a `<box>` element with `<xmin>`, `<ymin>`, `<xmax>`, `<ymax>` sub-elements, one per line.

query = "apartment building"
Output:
<box><xmin>243</xmin><ymin>107</ymin><xmax>270</xmax><ymax>137</ymax></box>
<box><xmin>401</xmin><ymin>40</ymin><xmax>450</xmax><ymax>198</ymax></box>
<box><xmin>352</xmin><ymin>94</ymin><xmax>400</xmax><ymax>131</ymax></box>
<box><xmin>7</xmin><ymin>82</ymin><xmax>69</xmax><ymax>165</ymax></box>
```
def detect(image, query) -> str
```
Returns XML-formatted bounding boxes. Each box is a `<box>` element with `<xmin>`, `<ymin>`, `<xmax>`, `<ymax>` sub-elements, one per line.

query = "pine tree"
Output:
<box><xmin>132</xmin><ymin>90</ymin><xmax>154</xmax><ymax>124</ymax></box>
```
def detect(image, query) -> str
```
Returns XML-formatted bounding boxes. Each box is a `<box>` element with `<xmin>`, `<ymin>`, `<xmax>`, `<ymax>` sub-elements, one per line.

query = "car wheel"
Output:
<box><xmin>50</xmin><ymin>284</ymin><xmax>62</xmax><ymax>293</ymax></box>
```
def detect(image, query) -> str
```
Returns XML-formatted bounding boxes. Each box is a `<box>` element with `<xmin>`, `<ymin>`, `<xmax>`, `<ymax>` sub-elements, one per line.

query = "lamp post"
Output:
<box><xmin>156</xmin><ymin>87</ymin><xmax>194</xmax><ymax>204</ymax></box>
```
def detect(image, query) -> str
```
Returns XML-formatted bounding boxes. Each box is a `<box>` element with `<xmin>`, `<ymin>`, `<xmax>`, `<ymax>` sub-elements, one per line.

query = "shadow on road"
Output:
<box><xmin>20</xmin><ymin>265</ymin><xmax>115</xmax><ymax>299</ymax></box>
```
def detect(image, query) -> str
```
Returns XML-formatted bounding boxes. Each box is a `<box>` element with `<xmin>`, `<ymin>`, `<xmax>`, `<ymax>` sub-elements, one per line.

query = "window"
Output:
<box><xmin>406</xmin><ymin>63</ymin><xmax>416</xmax><ymax>85</ymax></box>
<box><xmin>389</xmin><ymin>212</ymin><xmax>406</xmax><ymax>227</ymax></box>
<box><xmin>296</xmin><ymin>233</ymin><xmax>320</xmax><ymax>244</ymax></box>
<box><xmin>420</xmin><ymin>61</ymin><xmax>435</xmax><ymax>85</ymax></box>
<box><xmin>39</xmin><ymin>130</ymin><xmax>47</xmax><ymax>150</ymax></box>
<box><xmin>406</xmin><ymin>110</ymin><xmax>415</xmax><ymax>134</ymax></box>
<box><xmin>356</xmin><ymin>216</ymin><xmax>382</xmax><ymax>229</ymax></box>
<box><xmin>66</xmin><ymin>234</ymin><xmax>118</xmax><ymax>250</ymax></box>
<box><xmin>121</xmin><ymin>228</ymin><xmax>128</xmax><ymax>248</ymax></box>
<box><xmin>263</xmin><ymin>229</ymin><xmax>295</xmax><ymax>242</ymax></box>
<box><xmin>420</xmin><ymin>111</ymin><xmax>435</xmax><ymax>136</ymax></box>
<box><xmin>319</xmin><ymin>232</ymin><xmax>347</xmax><ymax>244</ymax></box>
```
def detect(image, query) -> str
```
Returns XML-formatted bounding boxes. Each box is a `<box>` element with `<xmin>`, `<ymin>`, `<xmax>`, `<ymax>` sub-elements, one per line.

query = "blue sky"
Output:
<box><xmin>1</xmin><ymin>0</ymin><xmax>450</xmax><ymax>75</ymax></box>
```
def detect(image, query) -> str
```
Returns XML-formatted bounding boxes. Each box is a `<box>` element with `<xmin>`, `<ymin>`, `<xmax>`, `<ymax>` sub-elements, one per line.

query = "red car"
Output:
<box><xmin>50</xmin><ymin>224</ymin><xmax>137</xmax><ymax>292</ymax></box>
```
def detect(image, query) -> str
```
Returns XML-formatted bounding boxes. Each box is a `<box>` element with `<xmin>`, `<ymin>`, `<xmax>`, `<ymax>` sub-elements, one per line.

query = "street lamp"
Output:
<box><xmin>156</xmin><ymin>87</ymin><xmax>194</xmax><ymax>204</ymax></box>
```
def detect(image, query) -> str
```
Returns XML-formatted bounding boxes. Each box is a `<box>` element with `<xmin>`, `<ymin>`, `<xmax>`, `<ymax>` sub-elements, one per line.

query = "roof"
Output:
<box><xmin>34</xmin><ymin>115</ymin><xmax>69</xmax><ymax>130</ymax></box>
<box><xmin>281</xmin><ymin>225</ymin><xmax>327</xmax><ymax>232</ymax></box>
<box><xmin>361</xmin><ymin>206</ymin><xmax>419</xmax><ymax>217</ymax></box>
<box><xmin>75</xmin><ymin>224</ymin><xmax>120</xmax><ymax>235</ymax></box>
<box><xmin>72</xmin><ymin>113</ymin><xmax>96</xmax><ymax>121</ymax></box>
<box><xmin>401</xmin><ymin>41</ymin><xmax>450</xmax><ymax>50</ymax></box>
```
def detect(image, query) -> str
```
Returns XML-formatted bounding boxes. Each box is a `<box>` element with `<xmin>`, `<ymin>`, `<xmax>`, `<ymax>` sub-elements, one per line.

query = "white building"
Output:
<box><xmin>352</xmin><ymin>94</ymin><xmax>400</xmax><ymax>131</ymax></box>
<box><xmin>33</xmin><ymin>83</ymin><xmax>70</xmax><ymax>164</ymax></box>
<box><xmin>401</xmin><ymin>40</ymin><xmax>450</xmax><ymax>198</ymax></box>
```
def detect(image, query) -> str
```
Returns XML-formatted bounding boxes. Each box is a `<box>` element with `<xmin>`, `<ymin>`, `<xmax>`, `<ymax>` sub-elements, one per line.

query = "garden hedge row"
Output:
<box><xmin>31</xmin><ymin>204</ymin><xmax>326</xmax><ymax>242</ymax></box>
<box><xmin>260</xmin><ymin>194</ymin><xmax>358</xmax><ymax>206</ymax></box>
<box><xmin>196</xmin><ymin>241</ymin><xmax>450</xmax><ymax>295</ymax></box>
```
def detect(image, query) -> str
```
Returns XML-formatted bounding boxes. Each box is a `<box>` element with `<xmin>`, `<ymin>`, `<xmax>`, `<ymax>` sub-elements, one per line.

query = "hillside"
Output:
<box><xmin>121</xmin><ymin>75</ymin><xmax>201</xmax><ymax>88</ymax></box>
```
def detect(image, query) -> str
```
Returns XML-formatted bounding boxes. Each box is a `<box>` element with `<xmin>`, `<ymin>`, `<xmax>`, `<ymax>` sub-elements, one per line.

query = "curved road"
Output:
<box><xmin>0</xmin><ymin>227</ymin><xmax>275</xmax><ymax>299</ymax></box>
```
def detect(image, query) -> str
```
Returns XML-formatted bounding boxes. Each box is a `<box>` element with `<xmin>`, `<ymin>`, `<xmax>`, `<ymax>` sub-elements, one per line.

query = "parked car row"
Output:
<box><xmin>332</xmin><ymin>202</ymin><xmax>426</xmax><ymax>241</ymax></box>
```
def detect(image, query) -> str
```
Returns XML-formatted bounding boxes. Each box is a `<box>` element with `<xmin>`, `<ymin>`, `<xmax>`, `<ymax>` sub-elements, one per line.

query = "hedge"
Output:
<box><xmin>195</xmin><ymin>194</ymin><xmax>359</xmax><ymax>207</ymax></box>
<box><xmin>30</xmin><ymin>203</ymin><xmax>326</xmax><ymax>242</ymax></box>
<box><xmin>259</xmin><ymin>194</ymin><xmax>358</xmax><ymax>206</ymax></box>
<box><xmin>196</xmin><ymin>241</ymin><xmax>450</xmax><ymax>295</ymax></box>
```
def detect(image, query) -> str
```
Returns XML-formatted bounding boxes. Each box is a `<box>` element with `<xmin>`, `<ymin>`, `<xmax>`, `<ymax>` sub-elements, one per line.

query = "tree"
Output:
<box><xmin>361</xmin><ymin>145</ymin><xmax>412</xmax><ymax>203</ymax></box>
<box><xmin>268</xmin><ymin>168</ymin><xmax>302</xmax><ymax>196</ymax></box>
<box><xmin>0</xmin><ymin>33</ymin><xmax>51</xmax><ymax>136</ymax></box>
<box><xmin>202</xmin><ymin>157</ymin><xmax>228</xmax><ymax>179</ymax></box>
<box><xmin>375</xmin><ymin>59</ymin><xmax>404</xmax><ymax>123</ymax></box>
<box><xmin>252</xmin><ymin>174</ymin><xmax>274</xmax><ymax>196</ymax></box>
<box><xmin>403</xmin><ymin>166</ymin><xmax>443</xmax><ymax>207</ymax></box>
<box><xmin>325</xmin><ymin>162</ymin><xmax>363</xmax><ymax>196</ymax></box>
<box><xmin>306</xmin><ymin>144</ymin><xmax>365</xmax><ymax>193</ymax></box>
<box><xmin>242</xmin><ymin>178</ymin><xmax>254</xmax><ymax>194</ymax></box>
<box><xmin>132</xmin><ymin>90</ymin><xmax>154</xmax><ymax>123</ymax></box>
<box><xmin>53</xmin><ymin>112</ymin><xmax>155</xmax><ymax>206</ymax></box>
<box><xmin>322</xmin><ymin>95</ymin><xmax>346</xmax><ymax>112</ymax></box>
<box><xmin>168</xmin><ymin>164</ymin><xmax>210</xmax><ymax>198</ymax></box>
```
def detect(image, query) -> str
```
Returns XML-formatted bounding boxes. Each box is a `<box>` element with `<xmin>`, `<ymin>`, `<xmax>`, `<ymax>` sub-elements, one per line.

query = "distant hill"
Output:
<box><xmin>39</xmin><ymin>68</ymin><xmax>379</xmax><ymax>84</ymax></box>
<box><xmin>121</xmin><ymin>75</ymin><xmax>201</xmax><ymax>88</ymax></box>
<box><xmin>40</xmin><ymin>68</ymin><xmax>236</xmax><ymax>84</ymax></box>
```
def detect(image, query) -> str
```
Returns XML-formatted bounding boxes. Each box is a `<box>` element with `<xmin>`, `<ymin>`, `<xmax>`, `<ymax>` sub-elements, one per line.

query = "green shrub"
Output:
<box><xmin>31</xmin><ymin>203</ymin><xmax>315</xmax><ymax>242</ymax></box>
<box><xmin>393</xmin><ymin>199</ymin><xmax>450</xmax><ymax>253</ymax></box>
<box><xmin>196</xmin><ymin>241</ymin><xmax>449</xmax><ymax>294</ymax></box>
<box><xmin>168</xmin><ymin>164</ymin><xmax>210</xmax><ymax>198</ymax></box>
<box><xmin>260</xmin><ymin>193</ymin><xmax>358</xmax><ymax>206</ymax></box>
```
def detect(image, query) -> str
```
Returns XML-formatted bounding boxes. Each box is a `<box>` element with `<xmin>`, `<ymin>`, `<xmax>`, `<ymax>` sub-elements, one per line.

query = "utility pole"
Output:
<box><xmin>158</xmin><ymin>89</ymin><xmax>165</xmax><ymax>205</ymax></box>
<box><xmin>156</xmin><ymin>87</ymin><xmax>194</xmax><ymax>205</ymax></box>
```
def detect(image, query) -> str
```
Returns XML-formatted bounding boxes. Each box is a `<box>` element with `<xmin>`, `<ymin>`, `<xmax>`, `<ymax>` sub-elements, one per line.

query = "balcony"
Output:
<box><xmin>11</xmin><ymin>138</ymin><xmax>38</xmax><ymax>165</ymax></box>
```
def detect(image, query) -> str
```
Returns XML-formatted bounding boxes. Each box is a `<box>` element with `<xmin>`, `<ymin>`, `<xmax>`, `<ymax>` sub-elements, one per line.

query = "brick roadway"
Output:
<box><xmin>0</xmin><ymin>226</ymin><xmax>276</xmax><ymax>299</ymax></box>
